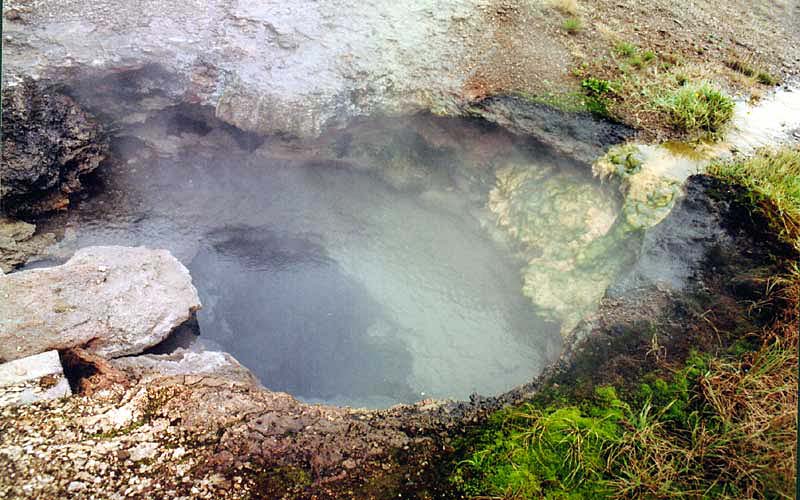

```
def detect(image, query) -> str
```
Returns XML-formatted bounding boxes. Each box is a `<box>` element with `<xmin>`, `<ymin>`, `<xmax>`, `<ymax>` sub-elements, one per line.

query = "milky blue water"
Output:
<box><xmin>44</xmin><ymin>113</ymin><xmax>569</xmax><ymax>407</ymax></box>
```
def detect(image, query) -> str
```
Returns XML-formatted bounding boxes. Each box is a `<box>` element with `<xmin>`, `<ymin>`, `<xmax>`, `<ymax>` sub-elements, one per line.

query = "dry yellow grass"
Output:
<box><xmin>549</xmin><ymin>0</ymin><xmax>579</xmax><ymax>16</ymax></box>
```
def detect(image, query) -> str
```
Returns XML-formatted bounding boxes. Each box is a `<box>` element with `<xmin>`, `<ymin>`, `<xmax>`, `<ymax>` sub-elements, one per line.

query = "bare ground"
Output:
<box><xmin>462</xmin><ymin>0</ymin><xmax>800</xmax><ymax>138</ymax></box>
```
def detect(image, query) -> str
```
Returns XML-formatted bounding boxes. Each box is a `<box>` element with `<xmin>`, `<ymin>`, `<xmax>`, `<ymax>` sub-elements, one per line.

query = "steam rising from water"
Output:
<box><xmin>37</xmin><ymin>109</ymin><xmax>632</xmax><ymax>407</ymax></box>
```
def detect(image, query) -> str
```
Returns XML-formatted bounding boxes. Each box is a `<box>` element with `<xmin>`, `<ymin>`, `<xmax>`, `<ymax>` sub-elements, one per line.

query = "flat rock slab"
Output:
<box><xmin>111</xmin><ymin>348</ymin><xmax>259</xmax><ymax>386</ymax></box>
<box><xmin>0</xmin><ymin>246</ymin><xmax>200</xmax><ymax>362</ymax></box>
<box><xmin>2</xmin><ymin>0</ymin><xmax>480</xmax><ymax>138</ymax></box>
<box><xmin>0</xmin><ymin>350</ymin><xmax>71</xmax><ymax>407</ymax></box>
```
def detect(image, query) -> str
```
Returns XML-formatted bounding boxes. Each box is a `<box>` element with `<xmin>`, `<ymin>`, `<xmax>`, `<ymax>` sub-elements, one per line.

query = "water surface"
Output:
<box><xmin>36</xmin><ymin>112</ymin><xmax>613</xmax><ymax>407</ymax></box>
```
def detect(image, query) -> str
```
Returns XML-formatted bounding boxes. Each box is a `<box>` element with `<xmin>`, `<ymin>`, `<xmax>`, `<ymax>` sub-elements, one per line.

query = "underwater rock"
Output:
<box><xmin>487</xmin><ymin>161</ymin><xmax>629</xmax><ymax>335</ymax></box>
<box><xmin>0</xmin><ymin>79</ymin><xmax>109</xmax><ymax>216</ymax></box>
<box><xmin>0</xmin><ymin>246</ymin><xmax>200</xmax><ymax>362</ymax></box>
<box><xmin>594</xmin><ymin>143</ymin><xmax>688</xmax><ymax>230</ymax></box>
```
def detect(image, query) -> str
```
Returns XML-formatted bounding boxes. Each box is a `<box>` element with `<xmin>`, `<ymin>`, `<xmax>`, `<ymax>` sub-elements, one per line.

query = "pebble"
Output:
<box><xmin>67</xmin><ymin>481</ymin><xmax>86</xmax><ymax>493</ymax></box>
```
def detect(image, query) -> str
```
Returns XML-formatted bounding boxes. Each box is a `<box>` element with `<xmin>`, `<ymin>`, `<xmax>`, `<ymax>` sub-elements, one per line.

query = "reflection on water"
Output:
<box><xmin>192</xmin><ymin>227</ymin><xmax>417</xmax><ymax>407</ymax></box>
<box><xmin>34</xmin><ymin>111</ymin><xmax>635</xmax><ymax>407</ymax></box>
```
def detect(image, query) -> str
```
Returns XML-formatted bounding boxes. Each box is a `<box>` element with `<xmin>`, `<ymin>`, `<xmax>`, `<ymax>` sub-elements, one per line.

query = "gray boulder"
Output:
<box><xmin>0</xmin><ymin>246</ymin><xmax>201</xmax><ymax>362</ymax></box>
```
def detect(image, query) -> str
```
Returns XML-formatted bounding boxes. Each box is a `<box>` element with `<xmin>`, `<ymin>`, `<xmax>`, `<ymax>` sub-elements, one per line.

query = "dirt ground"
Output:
<box><xmin>462</xmin><ymin>0</ymin><xmax>800</xmax><ymax>138</ymax></box>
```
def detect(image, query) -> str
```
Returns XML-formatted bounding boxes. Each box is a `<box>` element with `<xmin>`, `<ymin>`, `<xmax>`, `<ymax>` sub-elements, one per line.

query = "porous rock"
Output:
<box><xmin>1</xmin><ymin>78</ymin><xmax>109</xmax><ymax>215</ymax></box>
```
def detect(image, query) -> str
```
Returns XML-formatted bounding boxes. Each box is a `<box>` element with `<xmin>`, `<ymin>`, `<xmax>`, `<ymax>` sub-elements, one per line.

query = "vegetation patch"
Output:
<box><xmin>249</xmin><ymin>466</ymin><xmax>312</xmax><ymax>499</ymax></box>
<box><xmin>725</xmin><ymin>58</ymin><xmax>779</xmax><ymax>86</ymax></box>
<box><xmin>568</xmin><ymin>37</ymin><xmax>744</xmax><ymax>141</ymax></box>
<box><xmin>756</xmin><ymin>71</ymin><xmax>778</xmax><ymax>86</ymax></box>
<box><xmin>511</xmin><ymin>90</ymin><xmax>613</xmax><ymax>119</ymax></box>
<box><xmin>708</xmin><ymin>148</ymin><xmax>800</xmax><ymax>251</ymax></box>
<box><xmin>451</xmin><ymin>302</ymin><xmax>797</xmax><ymax>498</ymax></box>
<box><xmin>449</xmin><ymin>149</ymin><xmax>800</xmax><ymax>499</ymax></box>
<box><xmin>562</xmin><ymin>17</ymin><xmax>582</xmax><ymax>34</ymax></box>
<box><xmin>657</xmin><ymin>82</ymin><xmax>734</xmax><ymax>137</ymax></box>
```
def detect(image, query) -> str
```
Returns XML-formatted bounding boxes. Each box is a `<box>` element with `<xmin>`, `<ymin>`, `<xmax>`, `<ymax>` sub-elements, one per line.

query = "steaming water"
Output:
<box><xmin>36</xmin><ymin>114</ymin><xmax>604</xmax><ymax>408</ymax></box>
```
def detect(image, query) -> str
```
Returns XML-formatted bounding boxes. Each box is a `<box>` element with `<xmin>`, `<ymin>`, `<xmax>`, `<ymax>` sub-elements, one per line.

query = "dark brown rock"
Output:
<box><xmin>1</xmin><ymin>78</ymin><xmax>109</xmax><ymax>216</ymax></box>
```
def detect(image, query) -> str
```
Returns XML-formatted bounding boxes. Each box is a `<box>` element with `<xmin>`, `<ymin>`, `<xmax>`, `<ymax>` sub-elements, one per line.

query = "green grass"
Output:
<box><xmin>451</xmin><ymin>326</ymin><xmax>798</xmax><ymax>499</ymax></box>
<box><xmin>708</xmin><ymin>148</ymin><xmax>800</xmax><ymax>250</ymax></box>
<box><xmin>614</xmin><ymin>41</ymin><xmax>638</xmax><ymax>58</ymax></box>
<box><xmin>513</xmin><ymin>88</ymin><xmax>613</xmax><ymax>119</ymax></box>
<box><xmin>562</xmin><ymin>17</ymin><xmax>582</xmax><ymax>34</ymax></box>
<box><xmin>451</xmin><ymin>151</ymin><xmax>800</xmax><ymax>499</ymax></box>
<box><xmin>657</xmin><ymin>82</ymin><xmax>734</xmax><ymax>136</ymax></box>
<box><xmin>756</xmin><ymin>71</ymin><xmax>778</xmax><ymax>86</ymax></box>
<box><xmin>580</xmin><ymin>77</ymin><xmax>615</xmax><ymax>96</ymax></box>
<box><xmin>612</xmin><ymin>42</ymin><xmax>656</xmax><ymax>71</ymax></box>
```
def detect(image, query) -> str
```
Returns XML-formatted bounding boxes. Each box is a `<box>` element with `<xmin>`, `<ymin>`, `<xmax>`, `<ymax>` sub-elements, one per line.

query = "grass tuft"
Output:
<box><xmin>562</xmin><ymin>16</ymin><xmax>582</xmax><ymax>34</ymax></box>
<box><xmin>726</xmin><ymin>58</ymin><xmax>756</xmax><ymax>77</ymax></box>
<box><xmin>756</xmin><ymin>71</ymin><xmax>778</xmax><ymax>86</ymax></box>
<box><xmin>708</xmin><ymin>148</ymin><xmax>800</xmax><ymax>251</ymax></box>
<box><xmin>657</xmin><ymin>82</ymin><xmax>734</xmax><ymax>136</ymax></box>
<box><xmin>614</xmin><ymin>41</ymin><xmax>638</xmax><ymax>57</ymax></box>
<box><xmin>580</xmin><ymin>77</ymin><xmax>615</xmax><ymax>96</ymax></box>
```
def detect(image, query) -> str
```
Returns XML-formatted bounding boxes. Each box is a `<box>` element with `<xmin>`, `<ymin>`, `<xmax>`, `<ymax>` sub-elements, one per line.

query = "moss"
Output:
<box><xmin>451</xmin><ymin>332</ymin><xmax>797</xmax><ymax>498</ymax></box>
<box><xmin>250</xmin><ymin>466</ymin><xmax>312</xmax><ymax>499</ymax></box>
<box><xmin>512</xmin><ymin>91</ymin><xmax>590</xmax><ymax>114</ymax></box>
<box><xmin>88</xmin><ymin>420</ymin><xmax>146</xmax><ymax>440</ymax></box>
